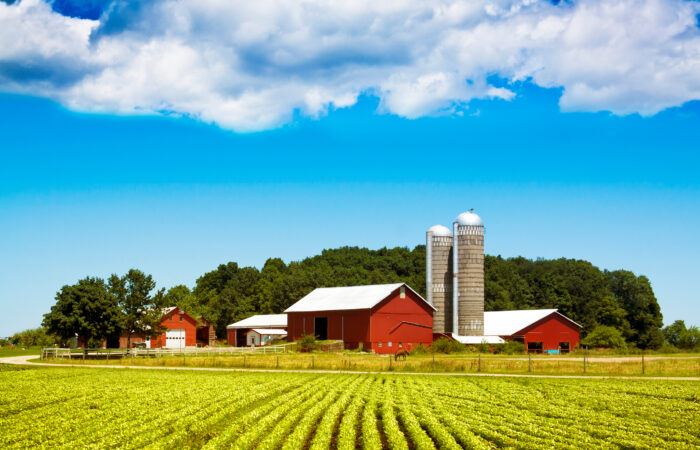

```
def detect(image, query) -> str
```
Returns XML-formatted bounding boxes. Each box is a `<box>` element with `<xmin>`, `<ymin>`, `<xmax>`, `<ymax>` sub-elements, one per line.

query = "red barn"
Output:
<box><xmin>285</xmin><ymin>283</ymin><xmax>435</xmax><ymax>354</ymax></box>
<box><xmin>483</xmin><ymin>309</ymin><xmax>581</xmax><ymax>353</ymax></box>
<box><xmin>118</xmin><ymin>307</ymin><xmax>199</xmax><ymax>349</ymax></box>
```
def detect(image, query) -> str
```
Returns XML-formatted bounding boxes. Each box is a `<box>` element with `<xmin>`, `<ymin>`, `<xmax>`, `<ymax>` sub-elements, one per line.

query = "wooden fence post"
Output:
<box><xmin>642</xmin><ymin>350</ymin><xmax>645</xmax><ymax>375</ymax></box>
<box><xmin>432</xmin><ymin>353</ymin><xmax>435</xmax><ymax>370</ymax></box>
<box><xmin>478</xmin><ymin>354</ymin><xmax>481</xmax><ymax>372</ymax></box>
<box><xmin>528</xmin><ymin>353</ymin><xmax>532</xmax><ymax>372</ymax></box>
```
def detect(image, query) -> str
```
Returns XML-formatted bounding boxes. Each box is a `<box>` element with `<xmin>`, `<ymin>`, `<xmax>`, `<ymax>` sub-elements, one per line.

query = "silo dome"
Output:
<box><xmin>427</xmin><ymin>224</ymin><xmax>452</xmax><ymax>236</ymax></box>
<box><xmin>455</xmin><ymin>211</ymin><xmax>483</xmax><ymax>226</ymax></box>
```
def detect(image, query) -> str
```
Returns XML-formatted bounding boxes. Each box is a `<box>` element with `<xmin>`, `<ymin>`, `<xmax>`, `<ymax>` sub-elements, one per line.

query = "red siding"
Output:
<box><xmin>369</xmin><ymin>288</ymin><xmax>434</xmax><ymax>354</ymax></box>
<box><xmin>227</xmin><ymin>329</ymin><xmax>236</xmax><ymax>346</ymax></box>
<box><xmin>152</xmin><ymin>308</ymin><xmax>198</xmax><ymax>348</ymax></box>
<box><xmin>287</xmin><ymin>285</ymin><xmax>434</xmax><ymax>354</ymax></box>
<box><xmin>117</xmin><ymin>307</ymin><xmax>198</xmax><ymax>348</ymax></box>
<box><xmin>513</xmin><ymin>313</ymin><xmax>580</xmax><ymax>352</ymax></box>
<box><xmin>287</xmin><ymin>310</ymin><xmax>371</xmax><ymax>349</ymax></box>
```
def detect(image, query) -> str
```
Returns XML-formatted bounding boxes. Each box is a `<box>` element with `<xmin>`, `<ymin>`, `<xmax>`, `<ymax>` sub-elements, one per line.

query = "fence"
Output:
<box><xmin>41</xmin><ymin>345</ymin><xmax>286</xmax><ymax>360</ymax></box>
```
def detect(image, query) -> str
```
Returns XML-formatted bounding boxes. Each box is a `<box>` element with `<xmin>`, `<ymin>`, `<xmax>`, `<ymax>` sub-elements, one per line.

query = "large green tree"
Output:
<box><xmin>108</xmin><ymin>269</ymin><xmax>165</xmax><ymax>348</ymax></box>
<box><xmin>42</xmin><ymin>277</ymin><xmax>121</xmax><ymax>347</ymax></box>
<box><xmin>663</xmin><ymin>320</ymin><xmax>700</xmax><ymax>350</ymax></box>
<box><xmin>164</xmin><ymin>285</ymin><xmax>200</xmax><ymax>317</ymax></box>
<box><xmin>605</xmin><ymin>270</ymin><xmax>664</xmax><ymax>349</ymax></box>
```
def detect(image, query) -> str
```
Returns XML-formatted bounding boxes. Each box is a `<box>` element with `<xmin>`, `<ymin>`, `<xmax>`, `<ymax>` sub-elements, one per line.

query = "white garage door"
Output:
<box><xmin>165</xmin><ymin>329</ymin><xmax>186</xmax><ymax>349</ymax></box>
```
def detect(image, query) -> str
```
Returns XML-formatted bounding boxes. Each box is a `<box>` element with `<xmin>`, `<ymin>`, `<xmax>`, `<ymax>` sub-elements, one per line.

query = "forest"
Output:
<box><xmin>174</xmin><ymin>246</ymin><xmax>665</xmax><ymax>349</ymax></box>
<box><xmin>25</xmin><ymin>245</ymin><xmax>686</xmax><ymax>350</ymax></box>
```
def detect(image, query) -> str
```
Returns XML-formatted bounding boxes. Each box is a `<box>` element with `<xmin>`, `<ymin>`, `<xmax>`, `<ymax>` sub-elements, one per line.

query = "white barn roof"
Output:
<box><xmin>227</xmin><ymin>314</ymin><xmax>287</xmax><ymax>329</ymax></box>
<box><xmin>285</xmin><ymin>283</ymin><xmax>435</xmax><ymax>313</ymax></box>
<box><xmin>248</xmin><ymin>328</ymin><xmax>288</xmax><ymax>336</ymax></box>
<box><xmin>484</xmin><ymin>309</ymin><xmax>581</xmax><ymax>336</ymax></box>
<box><xmin>454</xmin><ymin>335</ymin><xmax>505</xmax><ymax>344</ymax></box>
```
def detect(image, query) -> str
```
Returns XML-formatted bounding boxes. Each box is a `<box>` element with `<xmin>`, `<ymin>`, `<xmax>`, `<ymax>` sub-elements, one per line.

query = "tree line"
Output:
<box><xmin>11</xmin><ymin>245</ymin><xmax>696</xmax><ymax>350</ymax></box>
<box><xmin>39</xmin><ymin>270</ymin><xmax>167</xmax><ymax>347</ymax></box>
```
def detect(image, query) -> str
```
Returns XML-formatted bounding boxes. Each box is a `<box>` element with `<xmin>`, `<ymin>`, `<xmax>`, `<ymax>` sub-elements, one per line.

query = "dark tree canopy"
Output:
<box><xmin>42</xmin><ymin>277</ymin><xmax>121</xmax><ymax>347</ymax></box>
<box><xmin>193</xmin><ymin>247</ymin><xmax>664</xmax><ymax>348</ymax></box>
<box><xmin>108</xmin><ymin>269</ymin><xmax>166</xmax><ymax>348</ymax></box>
<box><xmin>39</xmin><ymin>247</ymin><xmax>667</xmax><ymax>349</ymax></box>
<box><xmin>193</xmin><ymin>247</ymin><xmax>425</xmax><ymax>336</ymax></box>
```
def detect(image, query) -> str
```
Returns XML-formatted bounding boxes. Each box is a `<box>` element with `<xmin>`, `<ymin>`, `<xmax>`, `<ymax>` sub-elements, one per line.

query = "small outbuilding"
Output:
<box><xmin>226</xmin><ymin>314</ymin><xmax>287</xmax><ymax>347</ymax></box>
<box><xmin>245</xmin><ymin>328</ymin><xmax>288</xmax><ymax>347</ymax></box>
<box><xmin>285</xmin><ymin>283</ymin><xmax>435</xmax><ymax>354</ymax></box>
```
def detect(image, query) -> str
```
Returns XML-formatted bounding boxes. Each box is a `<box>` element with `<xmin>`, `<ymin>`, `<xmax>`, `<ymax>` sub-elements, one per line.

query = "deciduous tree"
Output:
<box><xmin>42</xmin><ymin>277</ymin><xmax>121</xmax><ymax>347</ymax></box>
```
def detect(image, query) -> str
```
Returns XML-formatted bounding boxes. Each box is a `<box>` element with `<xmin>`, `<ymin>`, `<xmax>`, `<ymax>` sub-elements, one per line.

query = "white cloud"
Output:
<box><xmin>1</xmin><ymin>0</ymin><xmax>699</xmax><ymax>131</ymax></box>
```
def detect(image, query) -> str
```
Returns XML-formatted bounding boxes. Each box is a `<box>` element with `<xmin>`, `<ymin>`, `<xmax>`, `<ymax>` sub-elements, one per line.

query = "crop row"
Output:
<box><xmin>0</xmin><ymin>367</ymin><xmax>698</xmax><ymax>448</ymax></box>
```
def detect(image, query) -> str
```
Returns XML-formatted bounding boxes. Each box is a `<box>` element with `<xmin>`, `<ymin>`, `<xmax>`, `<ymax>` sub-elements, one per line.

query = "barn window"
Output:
<box><xmin>179</xmin><ymin>315</ymin><xmax>183</xmax><ymax>322</ymax></box>
<box><xmin>388</xmin><ymin>342</ymin><xmax>392</xmax><ymax>347</ymax></box>
<box><xmin>400</xmin><ymin>286</ymin><xmax>406</xmax><ymax>298</ymax></box>
<box><xmin>399</xmin><ymin>342</ymin><xmax>403</xmax><ymax>348</ymax></box>
<box><xmin>170</xmin><ymin>315</ymin><xmax>173</xmax><ymax>321</ymax></box>
<box><xmin>378</xmin><ymin>342</ymin><xmax>382</xmax><ymax>348</ymax></box>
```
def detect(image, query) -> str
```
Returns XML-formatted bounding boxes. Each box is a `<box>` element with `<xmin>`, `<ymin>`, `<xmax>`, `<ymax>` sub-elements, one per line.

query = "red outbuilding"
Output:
<box><xmin>285</xmin><ymin>283</ymin><xmax>435</xmax><ymax>354</ymax></box>
<box><xmin>483</xmin><ymin>309</ymin><xmax>581</xmax><ymax>353</ymax></box>
<box><xmin>118</xmin><ymin>307</ymin><xmax>200</xmax><ymax>349</ymax></box>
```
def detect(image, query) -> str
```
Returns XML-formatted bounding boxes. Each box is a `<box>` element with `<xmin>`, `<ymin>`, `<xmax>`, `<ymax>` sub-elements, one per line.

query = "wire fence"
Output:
<box><xmin>41</xmin><ymin>345</ymin><xmax>286</xmax><ymax>360</ymax></box>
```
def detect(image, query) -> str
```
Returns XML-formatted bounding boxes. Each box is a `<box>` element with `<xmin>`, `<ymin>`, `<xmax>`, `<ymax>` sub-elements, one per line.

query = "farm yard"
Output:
<box><xmin>0</xmin><ymin>365</ymin><xmax>698</xmax><ymax>449</ymax></box>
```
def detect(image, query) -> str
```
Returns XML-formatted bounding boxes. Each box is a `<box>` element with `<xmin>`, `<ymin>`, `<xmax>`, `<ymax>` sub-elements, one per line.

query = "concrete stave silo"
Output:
<box><xmin>426</xmin><ymin>225</ymin><xmax>453</xmax><ymax>334</ymax></box>
<box><xmin>453</xmin><ymin>211</ymin><xmax>485</xmax><ymax>336</ymax></box>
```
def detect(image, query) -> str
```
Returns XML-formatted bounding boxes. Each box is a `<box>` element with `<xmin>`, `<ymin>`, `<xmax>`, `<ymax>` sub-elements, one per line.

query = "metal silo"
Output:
<box><xmin>453</xmin><ymin>211</ymin><xmax>485</xmax><ymax>336</ymax></box>
<box><xmin>426</xmin><ymin>224</ymin><xmax>453</xmax><ymax>334</ymax></box>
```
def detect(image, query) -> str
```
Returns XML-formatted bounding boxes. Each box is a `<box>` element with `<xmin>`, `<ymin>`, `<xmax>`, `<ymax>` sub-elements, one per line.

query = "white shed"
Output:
<box><xmin>245</xmin><ymin>328</ymin><xmax>288</xmax><ymax>347</ymax></box>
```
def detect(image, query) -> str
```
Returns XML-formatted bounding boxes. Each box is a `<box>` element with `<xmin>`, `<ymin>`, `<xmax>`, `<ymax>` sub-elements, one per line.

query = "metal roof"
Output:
<box><xmin>247</xmin><ymin>328</ymin><xmax>288</xmax><ymax>335</ymax></box>
<box><xmin>455</xmin><ymin>211</ymin><xmax>484</xmax><ymax>226</ymax></box>
<box><xmin>484</xmin><ymin>309</ymin><xmax>580</xmax><ymax>336</ymax></box>
<box><xmin>162</xmin><ymin>306</ymin><xmax>178</xmax><ymax>316</ymax></box>
<box><xmin>453</xmin><ymin>335</ymin><xmax>505</xmax><ymax>344</ymax></box>
<box><xmin>226</xmin><ymin>314</ymin><xmax>287</xmax><ymax>329</ymax></box>
<box><xmin>427</xmin><ymin>224</ymin><xmax>452</xmax><ymax>236</ymax></box>
<box><xmin>285</xmin><ymin>283</ymin><xmax>436</xmax><ymax>313</ymax></box>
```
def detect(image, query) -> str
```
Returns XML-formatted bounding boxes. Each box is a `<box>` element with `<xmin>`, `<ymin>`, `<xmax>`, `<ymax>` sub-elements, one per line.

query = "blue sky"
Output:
<box><xmin>2</xmin><ymin>85</ymin><xmax>699</xmax><ymax>335</ymax></box>
<box><xmin>1</xmin><ymin>0</ymin><xmax>700</xmax><ymax>335</ymax></box>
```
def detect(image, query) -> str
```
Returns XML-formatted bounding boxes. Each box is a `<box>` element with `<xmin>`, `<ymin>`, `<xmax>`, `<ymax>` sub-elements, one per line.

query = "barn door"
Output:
<box><xmin>166</xmin><ymin>329</ymin><xmax>185</xmax><ymax>349</ymax></box>
<box><xmin>314</xmin><ymin>317</ymin><xmax>328</xmax><ymax>340</ymax></box>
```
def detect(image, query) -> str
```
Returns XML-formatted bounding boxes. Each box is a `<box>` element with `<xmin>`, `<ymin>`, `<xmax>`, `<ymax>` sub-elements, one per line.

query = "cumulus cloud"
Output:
<box><xmin>0</xmin><ymin>0</ymin><xmax>699</xmax><ymax>131</ymax></box>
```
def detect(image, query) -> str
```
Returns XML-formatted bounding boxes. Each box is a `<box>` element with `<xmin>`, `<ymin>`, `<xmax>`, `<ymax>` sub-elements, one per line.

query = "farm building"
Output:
<box><xmin>117</xmin><ymin>307</ymin><xmax>202</xmax><ymax>349</ymax></box>
<box><xmin>196</xmin><ymin>316</ymin><xmax>217</xmax><ymax>347</ymax></box>
<box><xmin>285</xmin><ymin>283</ymin><xmax>435</xmax><ymax>354</ymax></box>
<box><xmin>245</xmin><ymin>328</ymin><xmax>288</xmax><ymax>346</ymax></box>
<box><xmin>427</xmin><ymin>211</ymin><xmax>582</xmax><ymax>353</ymax></box>
<box><xmin>226</xmin><ymin>314</ymin><xmax>287</xmax><ymax>346</ymax></box>
<box><xmin>452</xmin><ymin>309</ymin><xmax>581</xmax><ymax>353</ymax></box>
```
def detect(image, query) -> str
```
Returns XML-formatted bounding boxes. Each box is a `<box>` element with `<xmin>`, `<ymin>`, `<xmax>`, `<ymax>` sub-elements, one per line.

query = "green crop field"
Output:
<box><xmin>0</xmin><ymin>366</ymin><xmax>698</xmax><ymax>449</ymax></box>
